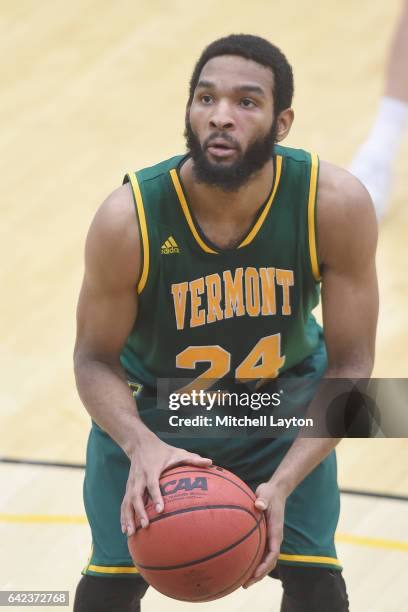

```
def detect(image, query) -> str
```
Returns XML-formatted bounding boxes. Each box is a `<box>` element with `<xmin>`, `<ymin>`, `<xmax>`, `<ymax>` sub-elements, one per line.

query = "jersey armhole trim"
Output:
<box><xmin>307</xmin><ymin>152</ymin><xmax>322</xmax><ymax>282</ymax></box>
<box><xmin>125</xmin><ymin>172</ymin><xmax>150</xmax><ymax>294</ymax></box>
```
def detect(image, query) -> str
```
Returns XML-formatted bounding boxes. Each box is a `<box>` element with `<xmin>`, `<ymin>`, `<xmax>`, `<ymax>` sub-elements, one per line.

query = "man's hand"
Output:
<box><xmin>242</xmin><ymin>481</ymin><xmax>287</xmax><ymax>589</ymax></box>
<box><xmin>120</xmin><ymin>435</ymin><xmax>212</xmax><ymax>536</ymax></box>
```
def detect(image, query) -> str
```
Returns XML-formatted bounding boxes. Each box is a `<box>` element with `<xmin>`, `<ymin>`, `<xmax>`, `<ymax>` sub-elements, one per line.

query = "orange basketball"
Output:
<box><xmin>128</xmin><ymin>464</ymin><xmax>266</xmax><ymax>602</ymax></box>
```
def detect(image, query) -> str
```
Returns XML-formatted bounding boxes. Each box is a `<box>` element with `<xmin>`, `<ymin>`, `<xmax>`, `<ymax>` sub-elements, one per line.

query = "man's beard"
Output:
<box><xmin>184</xmin><ymin>119</ymin><xmax>277</xmax><ymax>192</ymax></box>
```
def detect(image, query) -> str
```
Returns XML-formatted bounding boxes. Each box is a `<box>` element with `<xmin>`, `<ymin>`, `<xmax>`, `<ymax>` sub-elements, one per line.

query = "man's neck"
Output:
<box><xmin>179</xmin><ymin>157</ymin><xmax>274</xmax><ymax>249</ymax></box>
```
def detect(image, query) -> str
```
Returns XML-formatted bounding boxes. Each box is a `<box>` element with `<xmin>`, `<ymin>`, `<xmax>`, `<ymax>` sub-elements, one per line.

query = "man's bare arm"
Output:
<box><xmin>73</xmin><ymin>183</ymin><xmax>150</xmax><ymax>454</ymax></box>
<box><xmin>268</xmin><ymin>163</ymin><xmax>379</xmax><ymax>490</ymax></box>
<box><xmin>319</xmin><ymin>161</ymin><xmax>378</xmax><ymax>378</ymax></box>
<box><xmin>74</xmin><ymin>183</ymin><xmax>211</xmax><ymax>535</ymax></box>
<box><xmin>244</xmin><ymin>163</ymin><xmax>379</xmax><ymax>587</ymax></box>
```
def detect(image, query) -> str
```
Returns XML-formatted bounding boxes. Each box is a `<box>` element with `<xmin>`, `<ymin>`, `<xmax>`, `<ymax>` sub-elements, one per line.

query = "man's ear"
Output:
<box><xmin>275</xmin><ymin>108</ymin><xmax>295</xmax><ymax>142</ymax></box>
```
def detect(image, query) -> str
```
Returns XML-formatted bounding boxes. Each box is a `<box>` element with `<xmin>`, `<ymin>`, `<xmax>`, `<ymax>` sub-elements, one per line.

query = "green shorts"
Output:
<box><xmin>81</xmin><ymin>422</ymin><xmax>341</xmax><ymax>578</ymax></box>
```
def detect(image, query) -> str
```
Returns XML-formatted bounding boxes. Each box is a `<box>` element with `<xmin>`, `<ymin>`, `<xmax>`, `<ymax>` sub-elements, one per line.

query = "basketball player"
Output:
<box><xmin>349</xmin><ymin>0</ymin><xmax>408</xmax><ymax>220</ymax></box>
<box><xmin>73</xmin><ymin>35</ymin><xmax>378</xmax><ymax>611</ymax></box>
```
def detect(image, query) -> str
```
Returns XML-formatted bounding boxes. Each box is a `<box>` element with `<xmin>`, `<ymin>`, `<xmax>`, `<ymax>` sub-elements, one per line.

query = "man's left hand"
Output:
<box><xmin>242</xmin><ymin>481</ymin><xmax>287</xmax><ymax>589</ymax></box>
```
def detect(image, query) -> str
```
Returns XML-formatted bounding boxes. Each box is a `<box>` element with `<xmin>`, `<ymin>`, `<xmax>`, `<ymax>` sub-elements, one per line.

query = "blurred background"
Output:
<box><xmin>1</xmin><ymin>1</ymin><xmax>407</xmax><ymax>610</ymax></box>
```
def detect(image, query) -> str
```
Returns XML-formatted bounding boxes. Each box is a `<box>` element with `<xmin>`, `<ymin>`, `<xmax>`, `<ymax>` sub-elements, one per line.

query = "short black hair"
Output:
<box><xmin>188</xmin><ymin>34</ymin><xmax>294</xmax><ymax>115</ymax></box>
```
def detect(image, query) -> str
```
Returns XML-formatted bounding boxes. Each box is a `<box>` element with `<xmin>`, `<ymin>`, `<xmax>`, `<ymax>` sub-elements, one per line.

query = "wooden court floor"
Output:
<box><xmin>1</xmin><ymin>1</ymin><xmax>407</xmax><ymax>610</ymax></box>
<box><xmin>1</xmin><ymin>462</ymin><xmax>407</xmax><ymax>611</ymax></box>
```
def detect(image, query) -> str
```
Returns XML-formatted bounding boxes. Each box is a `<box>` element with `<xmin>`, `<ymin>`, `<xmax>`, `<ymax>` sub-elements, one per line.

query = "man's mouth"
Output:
<box><xmin>206</xmin><ymin>139</ymin><xmax>237</xmax><ymax>158</ymax></box>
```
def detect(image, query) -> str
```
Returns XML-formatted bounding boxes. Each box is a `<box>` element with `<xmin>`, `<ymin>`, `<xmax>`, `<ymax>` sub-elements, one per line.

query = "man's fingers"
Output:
<box><xmin>146</xmin><ymin>478</ymin><xmax>164</xmax><ymax>513</ymax></box>
<box><xmin>267</xmin><ymin>508</ymin><xmax>284</xmax><ymax>553</ymax></box>
<box><xmin>269</xmin><ymin>530</ymin><xmax>283</xmax><ymax>557</ymax></box>
<box><xmin>242</xmin><ymin>498</ymin><xmax>283</xmax><ymax>590</ymax></box>
<box><xmin>254</xmin><ymin>482</ymin><xmax>274</xmax><ymax>508</ymax></box>
<box><xmin>168</xmin><ymin>452</ymin><xmax>213</xmax><ymax>468</ymax></box>
<box><xmin>120</xmin><ymin>494</ymin><xmax>139</xmax><ymax>536</ymax></box>
<box><xmin>185</xmin><ymin>453</ymin><xmax>213</xmax><ymax>466</ymax></box>
<box><xmin>132</xmin><ymin>494</ymin><xmax>150</xmax><ymax>532</ymax></box>
<box><xmin>122</xmin><ymin>448</ymin><xmax>213</xmax><ymax>539</ymax></box>
<box><xmin>254</xmin><ymin>550</ymin><xmax>279</xmax><ymax>577</ymax></box>
<box><xmin>255</xmin><ymin>497</ymin><xmax>268</xmax><ymax>510</ymax></box>
<box><xmin>242</xmin><ymin>550</ymin><xmax>278</xmax><ymax>588</ymax></box>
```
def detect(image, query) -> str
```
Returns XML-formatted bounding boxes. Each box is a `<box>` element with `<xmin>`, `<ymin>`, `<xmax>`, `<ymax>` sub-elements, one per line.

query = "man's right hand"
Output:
<box><xmin>120</xmin><ymin>434</ymin><xmax>212</xmax><ymax>535</ymax></box>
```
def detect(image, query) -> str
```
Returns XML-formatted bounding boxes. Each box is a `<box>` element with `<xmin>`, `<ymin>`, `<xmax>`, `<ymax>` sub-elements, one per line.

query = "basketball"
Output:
<box><xmin>128</xmin><ymin>464</ymin><xmax>267</xmax><ymax>602</ymax></box>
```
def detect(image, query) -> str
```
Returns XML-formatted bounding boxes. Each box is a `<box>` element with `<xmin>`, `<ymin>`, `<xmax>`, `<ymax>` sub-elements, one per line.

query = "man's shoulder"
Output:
<box><xmin>318</xmin><ymin>160</ymin><xmax>374</xmax><ymax>218</ymax></box>
<box><xmin>96</xmin><ymin>154</ymin><xmax>186</xmax><ymax>229</ymax></box>
<box><xmin>97</xmin><ymin>182</ymin><xmax>135</xmax><ymax>229</ymax></box>
<box><xmin>317</xmin><ymin>160</ymin><xmax>377</xmax><ymax>267</ymax></box>
<box><xmin>84</xmin><ymin>182</ymin><xmax>141</xmax><ymax>290</ymax></box>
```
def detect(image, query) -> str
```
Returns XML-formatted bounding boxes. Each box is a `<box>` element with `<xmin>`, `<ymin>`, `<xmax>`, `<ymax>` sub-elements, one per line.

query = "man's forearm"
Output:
<box><xmin>268</xmin><ymin>364</ymin><xmax>372</xmax><ymax>496</ymax></box>
<box><xmin>268</xmin><ymin>436</ymin><xmax>341</xmax><ymax>496</ymax></box>
<box><xmin>74</xmin><ymin>358</ymin><xmax>156</xmax><ymax>457</ymax></box>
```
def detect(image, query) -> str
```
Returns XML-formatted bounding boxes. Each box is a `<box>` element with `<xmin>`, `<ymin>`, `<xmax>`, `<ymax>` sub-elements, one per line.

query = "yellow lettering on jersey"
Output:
<box><xmin>171</xmin><ymin>282</ymin><xmax>188</xmax><ymax>330</ymax></box>
<box><xmin>276</xmin><ymin>269</ymin><xmax>294</xmax><ymax>315</ymax></box>
<box><xmin>206</xmin><ymin>273</ymin><xmax>223</xmax><ymax>324</ymax></box>
<box><xmin>189</xmin><ymin>277</ymin><xmax>205</xmax><ymax>327</ymax></box>
<box><xmin>260</xmin><ymin>267</ymin><xmax>277</xmax><ymax>315</ymax></box>
<box><xmin>223</xmin><ymin>268</ymin><xmax>245</xmax><ymax>318</ymax></box>
<box><xmin>245</xmin><ymin>267</ymin><xmax>260</xmax><ymax>317</ymax></box>
<box><xmin>171</xmin><ymin>267</ymin><xmax>295</xmax><ymax>329</ymax></box>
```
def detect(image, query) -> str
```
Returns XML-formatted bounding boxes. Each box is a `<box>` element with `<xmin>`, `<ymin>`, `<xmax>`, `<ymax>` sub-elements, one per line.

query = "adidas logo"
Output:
<box><xmin>161</xmin><ymin>235</ymin><xmax>180</xmax><ymax>254</ymax></box>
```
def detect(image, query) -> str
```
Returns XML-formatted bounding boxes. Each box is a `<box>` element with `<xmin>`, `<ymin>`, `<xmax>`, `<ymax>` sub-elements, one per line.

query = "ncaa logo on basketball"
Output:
<box><xmin>160</xmin><ymin>476</ymin><xmax>208</xmax><ymax>496</ymax></box>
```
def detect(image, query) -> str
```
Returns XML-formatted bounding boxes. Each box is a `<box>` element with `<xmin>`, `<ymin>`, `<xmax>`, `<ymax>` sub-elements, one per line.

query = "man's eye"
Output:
<box><xmin>201</xmin><ymin>95</ymin><xmax>213</xmax><ymax>104</ymax></box>
<box><xmin>240</xmin><ymin>98</ymin><xmax>255</xmax><ymax>108</ymax></box>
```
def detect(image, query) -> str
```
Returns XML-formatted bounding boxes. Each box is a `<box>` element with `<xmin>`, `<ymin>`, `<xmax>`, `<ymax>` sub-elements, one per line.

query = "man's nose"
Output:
<box><xmin>209</xmin><ymin>100</ymin><xmax>235</xmax><ymax>130</ymax></box>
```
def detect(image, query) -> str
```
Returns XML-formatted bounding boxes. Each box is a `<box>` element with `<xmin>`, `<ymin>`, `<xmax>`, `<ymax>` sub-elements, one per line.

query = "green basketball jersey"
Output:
<box><xmin>120</xmin><ymin>144</ymin><xmax>325</xmax><ymax>396</ymax></box>
<box><xmin>85</xmin><ymin>148</ymin><xmax>341</xmax><ymax>576</ymax></box>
